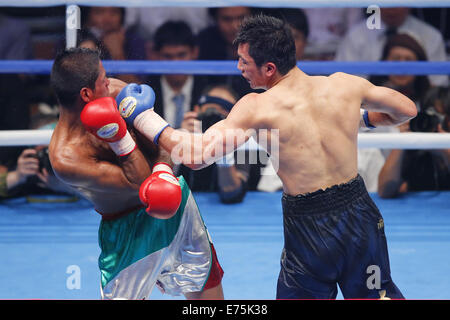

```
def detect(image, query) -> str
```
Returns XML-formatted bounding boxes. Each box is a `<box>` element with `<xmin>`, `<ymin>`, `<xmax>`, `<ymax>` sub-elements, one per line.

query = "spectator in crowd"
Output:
<box><xmin>358</xmin><ymin>33</ymin><xmax>432</xmax><ymax>193</ymax></box>
<box><xmin>177</xmin><ymin>84</ymin><xmax>251</xmax><ymax>204</ymax></box>
<box><xmin>411</xmin><ymin>8</ymin><xmax>450</xmax><ymax>50</ymax></box>
<box><xmin>123</xmin><ymin>7</ymin><xmax>210</xmax><ymax>51</ymax></box>
<box><xmin>369</xmin><ymin>33</ymin><xmax>431</xmax><ymax>106</ymax></box>
<box><xmin>197</xmin><ymin>7</ymin><xmax>254</xmax><ymax>98</ymax></box>
<box><xmin>303</xmin><ymin>8</ymin><xmax>363</xmax><ymax>60</ymax></box>
<box><xmin>258</xmin><ymin>8</ymin><xmax>310</xmax><ymax>61</ymax></box>
<box><xmin>76</xmin><ymin>29</ymin><xmax>112</xmax><ymax>60</ymax></box>
<box><xmin>0</xmin><ymin>12</ymin><xmax>34</xmax><ymax>177</ymax></box>
<box><xmin>82</xmin><ymin>6</ymin><xmax>146</xmax><ymax>60</ymax></box>
<box><xmin>378</xmin><ymin>86</ymin><xmax>450</xmax><ymax>198</ymax></box>
<box><xmin>81</xmin><ymin>6</ymin><xmax>146</xmax><ymax>83</ymax></box>
<box><xmin>144</xmin><ymin>21</ymin><xmax>208</xmax><ymax>129</ymax></box>
<box><xmin>0</xmin><ymin>149</ymin><xmax>40</xmax><ymax>199</ymax></box>
<box><xmin>356</xmin><ymin>148</ymin><xmax>387</xmax><ymax>193</ymax></box>
<box><xmin>0</xmin><ymin>148</ymin><xmax>75</xmax><ymax>199</ymax></box>
<box><xmin>198</xmin><ymin>7</ymin><xmax>252</xmax><ymax>61</ymax></box>
<box><xmin>335</xmin><ymin>7</ymin><xmax>448</xmax><ymax>86</ymax></box>
<box><xmin>0</xmin><ymin>12</ymin><xmax>33</xmax><ymax>60</ymax></box>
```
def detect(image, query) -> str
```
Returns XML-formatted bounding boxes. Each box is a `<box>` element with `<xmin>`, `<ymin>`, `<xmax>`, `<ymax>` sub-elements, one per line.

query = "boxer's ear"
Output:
<box><xmin>265</xmin><ymin>62</ymin><xmax>277</xmax><ymax>77</ymax></box>
<box><xmin>80</xmin><ymin>87</ymin><xmax>94</xmax><ymax>103</ymax></box>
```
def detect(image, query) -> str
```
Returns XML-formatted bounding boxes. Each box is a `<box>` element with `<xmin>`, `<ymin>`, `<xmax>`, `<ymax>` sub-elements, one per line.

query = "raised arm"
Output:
<box><xmin>360</xmin><ymin>78</ymin><xmax>418</xmax><ymax>127</ymax></box>
<box><xmin>157</xmin><ymin>94</ymin><xmax>258</xmax><ymax>170</ymax></box>
<box><xmin>50</xmin><ymin>144</ymin><xmax>146</xmax><ymax>194</ymax></box>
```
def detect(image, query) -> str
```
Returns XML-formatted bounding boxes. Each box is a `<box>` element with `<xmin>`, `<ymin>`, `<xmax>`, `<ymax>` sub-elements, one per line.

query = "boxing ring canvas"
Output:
<box><xmin>0</xmin><ymin>190</ymin><xmax>449</xmax><ymax>300</ymax></box>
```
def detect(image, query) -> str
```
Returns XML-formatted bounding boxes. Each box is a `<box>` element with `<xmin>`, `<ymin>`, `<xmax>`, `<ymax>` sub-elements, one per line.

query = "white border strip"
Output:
<box><xmin>1</xmin><ymin>130</ymin><xmax>449</xmax><ymax>149</ymax></box>
<box><xmin>0</xmin><ymin>0</ymin><xmax>449</xmax><ymax>7</ymax></box>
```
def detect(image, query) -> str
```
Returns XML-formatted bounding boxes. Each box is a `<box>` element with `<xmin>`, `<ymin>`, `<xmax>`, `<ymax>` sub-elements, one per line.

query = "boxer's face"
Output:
<box><xmin>237</xmin><ymin>43</ymin><xmax>266</xmax><ymax>89</ymax></box>
<box><xmin>80</xmin><ymin>61</ymin><xmax>110</xmax><ymax>104</ymax></box>
<box><xmin>93</xmin><ymin>61</ymin><xmax>110</xmax><ymax>99</ymax></box>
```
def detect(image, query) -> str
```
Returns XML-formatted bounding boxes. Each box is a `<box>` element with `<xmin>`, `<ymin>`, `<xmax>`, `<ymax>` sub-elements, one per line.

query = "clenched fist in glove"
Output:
<box><xmin>139</xmin><ymin>163</ymin><xmax>182</xmax><ymax>219</ymax></box>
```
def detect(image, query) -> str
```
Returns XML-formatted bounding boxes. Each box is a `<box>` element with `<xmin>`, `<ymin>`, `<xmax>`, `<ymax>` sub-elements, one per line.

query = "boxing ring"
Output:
<box><xmin>1</xmin><ymin>0</ymin><xmax>450</xmax><ymax>300</ymax></box>
<box><xmin>0</xmin><ymin>190</ymin><xmax>449</xmax><ymax>299</ymax></box>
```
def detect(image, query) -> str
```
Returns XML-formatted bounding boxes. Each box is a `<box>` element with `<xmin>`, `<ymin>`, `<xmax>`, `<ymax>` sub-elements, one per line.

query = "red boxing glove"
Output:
<box><xmin>139</xmin><ymin>163</ymin><xmax>182</xmax><ymax>219</ymax></box>
<box><xmin>81</xmin><ymin>97</ymin><xmax>136</xmax><ymax>156</ymax></box>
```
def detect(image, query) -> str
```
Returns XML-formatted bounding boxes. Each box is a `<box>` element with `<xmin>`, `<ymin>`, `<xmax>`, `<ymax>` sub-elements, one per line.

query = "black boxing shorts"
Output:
<box><xmin>277</xmin><ymin>174</ymin><xmax>404</xmax><ymax>299</ymax></box>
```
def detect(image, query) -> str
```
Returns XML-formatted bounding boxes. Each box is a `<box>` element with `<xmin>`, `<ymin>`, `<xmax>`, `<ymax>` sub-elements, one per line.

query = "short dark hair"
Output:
<box><xmin>153</xmin><ymin>20</ymin><xmax>197</xmax><ymax>52</ymax></box>
<box><xmin>51</xmin><ymin>48</ymin><xmax>100</xmax><ymax>108</ymax></box>
<box><xmin>233</xmin><ymin>14</ymin><xmax>296</xmax><ymax>75</ymax></box>
<box><xmin>382</xmin><ymin>33</ymin><xmax>428</xmax><ymax>62</ymax></box>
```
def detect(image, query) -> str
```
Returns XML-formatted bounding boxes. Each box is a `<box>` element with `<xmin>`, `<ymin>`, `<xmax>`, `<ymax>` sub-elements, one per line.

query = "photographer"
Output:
<box><xmin>0</xmin><ymin>146</ymin><xmax>77</xmax><ymax>200</ymax></box>
<box><xmin>177</xmin><ymin>84</ymin><xmax>251</xmax><ymax>204</ymax></box>
<box><xmin>378</xmin><ymin>86</ymin><xmax>450</xmax><ymax>198</ymax></box>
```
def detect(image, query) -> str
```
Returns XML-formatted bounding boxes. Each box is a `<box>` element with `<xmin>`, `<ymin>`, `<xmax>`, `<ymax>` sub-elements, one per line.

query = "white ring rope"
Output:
<box><xmin>1</xmin><ymin>130</ymin><xmax>449</xmax><ymax>149</ymax></box>
<box><xmin>0</xmin><ymin>0</ymin><xmax>449</xmax><ymax>8</ymax></box>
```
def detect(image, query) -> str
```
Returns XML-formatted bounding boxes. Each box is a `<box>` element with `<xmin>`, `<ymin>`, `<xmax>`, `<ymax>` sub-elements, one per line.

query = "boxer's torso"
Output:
<box><xmin>252</xmin><ymin>69</ymin><xmax>363</xmax><ymax>196</ymax></box>
<box><xmin>49</xmin><ymin>121</ymin><xmax>142</xmax><ymax>214</ymax></box>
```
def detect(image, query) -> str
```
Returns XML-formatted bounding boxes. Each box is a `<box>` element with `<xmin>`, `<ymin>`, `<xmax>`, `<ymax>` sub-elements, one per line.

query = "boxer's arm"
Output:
<box><xmin>80</xmin><ymin>97</ymin><xmax>152</xmax><ymax>185</ymax></box>
<box><xmin>117</xmin><ymin>147</ymin><xmax>152</xmax><ymax>186</ymax></box>
<box><xmin>359</xmin><ymin>78</ymin><xmax>417</xmax><ymax>127</ymax></box>
<box><xmin>157</xmin><ymin>94</ymin><xmax>257</xmax><ymax>170</ymax></box>
<box><xmin>108</xmin><ymin>78</ymin><xmax>128</xmax><ymax>98</ymax></box>
<box><xmin>51</xmin><ymin>150</ymin><xmax>147</xmax><ymax>193</ymax></box>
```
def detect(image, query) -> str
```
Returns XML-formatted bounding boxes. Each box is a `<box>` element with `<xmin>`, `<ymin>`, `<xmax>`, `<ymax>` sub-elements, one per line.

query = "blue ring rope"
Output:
<box><xmin>0</xmin><ymin>60</ymin><xmax>449</xmax><ymax>75</ymax></box>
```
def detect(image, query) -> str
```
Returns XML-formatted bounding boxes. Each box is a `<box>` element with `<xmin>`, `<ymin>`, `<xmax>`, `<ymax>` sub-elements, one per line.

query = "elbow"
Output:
<box><xmin>407</xmin><ymin>101</ymin><xmax>418</xmax><ymax>119</ymax></box>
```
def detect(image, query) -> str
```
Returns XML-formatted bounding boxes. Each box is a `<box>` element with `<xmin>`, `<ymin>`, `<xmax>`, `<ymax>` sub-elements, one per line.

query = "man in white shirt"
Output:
<box><xmin>304</xmin><ymin>8</ymin><xmax>364</xmax><ymax>59</ymax></box>
<box><xmin>335</xmin><ymin>7</ymin><xmax>448</xmax><ymax>86</ymax></box>
<box><xmin>124</xmin><ymin>7</ymin><xmax>210</xmax><ymax>40</ymax></box>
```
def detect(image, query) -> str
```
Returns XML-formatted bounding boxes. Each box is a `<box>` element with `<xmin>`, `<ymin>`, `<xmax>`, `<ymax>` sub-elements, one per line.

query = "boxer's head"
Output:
<box><xmin>234</xmin><ymin>14</ymin><xmax>296</xmax><ymax>89</ymax></box>
<box><xmin>51</xmin><ymin>48</ymin><xmax>108</xmax><ymax>109</ymax></box>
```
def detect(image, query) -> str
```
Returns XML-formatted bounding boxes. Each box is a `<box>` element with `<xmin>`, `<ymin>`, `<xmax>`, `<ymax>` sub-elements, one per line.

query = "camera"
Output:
<box><xmin>195</xmin><ymin>94</ymin><xmax>234</xmax><ymax>132</ymax></box>
<box><xmin>197</xmin><ymin>107</ymin><xmax>226</xmax><ymax>132</ymax></box>
<box><xmin>36</xmin><ymin>147</ymin><xmax>53</xmax><ymax>174</ymax></box>
<box><xmin>23</xmin><ymin>146</ymin><xmax>53</xmax><ymax>186</ymax></box>
<box><xmin>409</xmin><ymin>111</ymin><xmax>441</xmax><ymax>132</ymax></box>
<box><xmin>409</xmin><ymin>112</ymin><xmax>440</xmax><ymax>132</ymax></box>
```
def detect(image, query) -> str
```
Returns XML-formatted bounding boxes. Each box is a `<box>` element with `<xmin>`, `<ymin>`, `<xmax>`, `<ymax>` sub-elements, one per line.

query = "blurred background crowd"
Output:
<box><xmin>0</xmin><ymin>6</ymin><xmax>449</xmax><ymax>204</ymax></box>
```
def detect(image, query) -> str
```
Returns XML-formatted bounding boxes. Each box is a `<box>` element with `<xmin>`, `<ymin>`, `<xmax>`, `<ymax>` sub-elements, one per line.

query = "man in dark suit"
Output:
<box><xmin>145</xmin><ymin>20</ymin><xmax>208</xmax><ymax>128</ymax></box>
<box><xmin>197</xmin><ymin>7</ymin><xmax>254</xmax><ymax>99</ymax></box>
